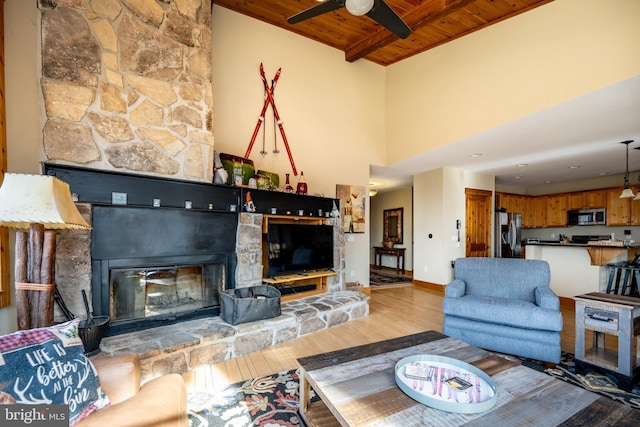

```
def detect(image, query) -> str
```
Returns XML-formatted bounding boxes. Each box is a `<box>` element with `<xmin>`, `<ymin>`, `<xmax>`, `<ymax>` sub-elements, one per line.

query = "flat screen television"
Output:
<box><xmin>267</xmin><ymin>223</ymin><xmax>334</xmax><ymax>276</ymax></box>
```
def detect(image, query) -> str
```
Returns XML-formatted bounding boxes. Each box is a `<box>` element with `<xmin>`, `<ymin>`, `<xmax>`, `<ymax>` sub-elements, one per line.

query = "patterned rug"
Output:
<box><xmin>187</xmin><ymin>351</ymin><xmax>640</xmax><ymax>426</ymax></box>
<box><xmin>512</xmin><ymin>352</ymin><xmax>640</xmax><ymax>410</ymax></box>
<box><xmin>187</xmin><ymin>369</ymin><xmax>318</xmax><ymax>427</ymax></box>
<box><xmin>370</xmin><ymin>270</ymin><xmax>413</xmax><ymax>288</ymax></box>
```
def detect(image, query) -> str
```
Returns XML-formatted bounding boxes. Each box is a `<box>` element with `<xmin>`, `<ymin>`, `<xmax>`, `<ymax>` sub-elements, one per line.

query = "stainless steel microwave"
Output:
<box><xmin>567</xmin><ymin>208</ymin><xmax>607</xmax><ymax>226</ymax></box>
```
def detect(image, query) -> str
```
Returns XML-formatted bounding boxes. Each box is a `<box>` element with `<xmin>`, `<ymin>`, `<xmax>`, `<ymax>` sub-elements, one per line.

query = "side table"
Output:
<box><xmin>574</xmin><ymin>292</ymin><xmax>640</xmax><ymax>391</ymax></box>
<box><xmin>373</xmin><ymin>246</ymin><xmax>406</xmax><ymax>275</ymax></box>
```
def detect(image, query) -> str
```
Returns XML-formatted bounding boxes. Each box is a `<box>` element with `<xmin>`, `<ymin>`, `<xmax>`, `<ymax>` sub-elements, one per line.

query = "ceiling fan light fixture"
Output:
<box><xmin>345</xmin><ymin>0</ymin><xmax>374</xmax><ymax>16</ymax></box>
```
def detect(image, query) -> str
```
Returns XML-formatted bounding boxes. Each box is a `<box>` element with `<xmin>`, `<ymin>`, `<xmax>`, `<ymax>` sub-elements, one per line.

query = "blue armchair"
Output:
<box><xmin>442</xmin><ymin>257</ymin><xmax>563</xmax><ymax>363</ymax></box>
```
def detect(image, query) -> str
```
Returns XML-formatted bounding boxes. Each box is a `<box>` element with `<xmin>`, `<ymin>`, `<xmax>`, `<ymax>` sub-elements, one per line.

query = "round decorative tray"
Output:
<box><xmin>394</xmin><ymin>354</ymin><xmax>497</xmax><ymax>413</ymax></box>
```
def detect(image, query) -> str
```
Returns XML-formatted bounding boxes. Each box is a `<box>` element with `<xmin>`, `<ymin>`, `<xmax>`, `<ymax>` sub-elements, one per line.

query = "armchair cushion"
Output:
<box><xmin>0</xmin><ymin>319</ymin><xmax>110</xmax><ymax>426</ymax></box>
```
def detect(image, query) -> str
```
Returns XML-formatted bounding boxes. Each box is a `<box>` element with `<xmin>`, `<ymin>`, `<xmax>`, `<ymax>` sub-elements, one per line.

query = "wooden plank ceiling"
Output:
<box><xmin>212</xmin><ymin>0</ymin><xmax>554</xmax><ymax>66</ymax></box>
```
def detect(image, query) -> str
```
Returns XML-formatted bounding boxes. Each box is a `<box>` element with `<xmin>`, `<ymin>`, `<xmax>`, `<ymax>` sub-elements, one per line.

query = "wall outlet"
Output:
<box><xmin>551</xmin><ymin>233</ymin><xmax>555</xmax><ymax>238</ymax></box>
<box><xmin>424</xmin><ymin>266</ymin><xmax>428</xmax><ymax>272</ymax></box>
<box><xmin>350</xmin><ymin>271</ymin><xmax>355</xmax><ymax>278</ymax></box>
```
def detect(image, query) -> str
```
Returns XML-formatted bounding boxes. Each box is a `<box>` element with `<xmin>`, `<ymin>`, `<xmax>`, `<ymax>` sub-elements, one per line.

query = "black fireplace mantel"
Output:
<box><xmin>43</xmin><ymin>163</ymin><xmax>338</xmax><ymax>217</ymax></box>
<box><xmin>44</xmin><ymin>163</ymin><xmax>240</xmax><ymax>211</ymax></box>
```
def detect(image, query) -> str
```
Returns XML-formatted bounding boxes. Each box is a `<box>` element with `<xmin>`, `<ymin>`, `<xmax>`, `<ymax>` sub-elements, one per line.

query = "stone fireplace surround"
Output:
<box><xmin>46</xmin><ymin>163</ymin><xmax>369</xmax><ymax>380</ymax></box>
<box><xmin>34</xmin><ymin>0</ymin><xmax>369</xmax><ymax>380</ymax></box>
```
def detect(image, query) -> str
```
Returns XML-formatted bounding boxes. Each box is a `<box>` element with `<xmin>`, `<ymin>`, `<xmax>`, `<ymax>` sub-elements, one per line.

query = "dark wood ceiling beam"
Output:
<box><xmin>344</xmin><ymin>0</ymin><xmax>477</xmax><ymax>63</ymax></box>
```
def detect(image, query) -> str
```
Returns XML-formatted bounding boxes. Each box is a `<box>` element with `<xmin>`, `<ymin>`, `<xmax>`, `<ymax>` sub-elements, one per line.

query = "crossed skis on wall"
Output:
<box><xmin>244</xmin><ymin>63</ymin><xmax>298</xmax><ymax>176</ymax></box>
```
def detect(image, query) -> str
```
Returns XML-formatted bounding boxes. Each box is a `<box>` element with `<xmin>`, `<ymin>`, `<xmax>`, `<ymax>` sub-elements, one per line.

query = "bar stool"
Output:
<box><xmin>606</xmin><ymin>262</ymin><xmax>640</xmax><ymax>296</ymax></box>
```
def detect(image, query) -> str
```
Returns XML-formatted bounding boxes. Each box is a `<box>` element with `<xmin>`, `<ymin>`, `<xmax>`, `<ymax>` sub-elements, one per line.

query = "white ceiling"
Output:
<box><xmin>370</xmin><ymin>75</ymin><xmax>640</xmax><ymax>193</ymax></box>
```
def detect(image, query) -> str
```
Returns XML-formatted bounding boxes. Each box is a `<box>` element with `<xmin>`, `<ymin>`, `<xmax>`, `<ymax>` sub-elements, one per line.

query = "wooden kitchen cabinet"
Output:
<box><xmin>630</xmin><ymin>187</ymin><xmax>640</xmax><ymax>225</ymax></box>
<box><xmin>567</xmin><ymin>190</ymin><xmax>607</xmax><ymax>210</ymax></box>
<box><xmin>606</xmin><ymin>187</ymin><xmax>632</xmax><ymax>225</ymax></box>
<box><xmin>496</xmin><ymin>192</ymin><xmax>524</xmax><ymax>214</ymax></box>
<box><xmin>545</xmin><ymin>194</ymin><xmax>568</xmax><ymax>227</ymax></box>
<box><xmin>522</xmin><ymin>196</ymin><xmax>535</xmax><ymax>228</ymax></box>
<box><xmin>532</xmin><ymin>196</ymin><xmax>546</xmax><ymax>228</ymax></box>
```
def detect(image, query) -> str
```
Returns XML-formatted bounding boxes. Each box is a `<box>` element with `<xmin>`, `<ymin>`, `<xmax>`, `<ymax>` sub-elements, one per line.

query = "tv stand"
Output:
<box><xmin>261</xmin><ymin>214</ymin><xmax>337</xmax><ymax>301</ymax></box>
<box><xmin>262</xmin><ymin>269</ymin><xmax>337</xmax><ymax>301</ymax></box>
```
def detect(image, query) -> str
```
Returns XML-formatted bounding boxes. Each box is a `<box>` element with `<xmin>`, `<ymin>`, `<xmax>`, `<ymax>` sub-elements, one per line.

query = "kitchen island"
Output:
<box><xmin>525</xmin><ymin>242</ymin><xmax>640</xmax><ymax>297</ymax></box>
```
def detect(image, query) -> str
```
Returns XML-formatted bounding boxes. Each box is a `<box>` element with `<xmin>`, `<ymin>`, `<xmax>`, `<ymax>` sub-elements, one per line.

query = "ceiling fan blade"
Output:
<box><xmin>287</xmin><ymin>0</ymin><xmax>346</xmax><ymax>24</ymax></box>
<box><xmin>366</xmin><ymin>0</ymin><xmax>411</xmax><ymax>39</ymax></box>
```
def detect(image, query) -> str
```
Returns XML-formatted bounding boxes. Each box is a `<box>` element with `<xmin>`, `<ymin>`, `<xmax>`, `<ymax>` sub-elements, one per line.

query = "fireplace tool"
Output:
<box><xmin>77</xmin><ymin>290</ymin><xmax>109</xmax><ymax>355</ymax></box>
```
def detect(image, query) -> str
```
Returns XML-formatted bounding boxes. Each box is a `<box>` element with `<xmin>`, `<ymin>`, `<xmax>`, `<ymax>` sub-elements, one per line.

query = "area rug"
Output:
<box><xmin>509</xmin><ymin>351</ymin><xmax>640</xmax><ymax>410</ymax></box>
<box><xmin>187</xmin><ymin>352</ymin><xmax>640</xmax><ymax>426</ymax></box>
<box><xmin>187</xmin><ymin>369</ymin><xmax>318</xmax><ymax>427</ymax></box>
<box><xmin>370</xmin><ymin>270</ymin><xmax>413</xmax><ymax>288</ymax></box>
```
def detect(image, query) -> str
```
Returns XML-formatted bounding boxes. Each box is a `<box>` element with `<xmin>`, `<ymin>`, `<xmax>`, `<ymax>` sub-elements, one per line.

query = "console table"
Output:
<box><xmin>373</xmin><ymin>246</ymin><xmax>406</xmax><ymax>275</ymax></box>
<box><xmin>574</xmin><ymin>292</ymin><xmax>640</xmax><ymax>391</ymax></box>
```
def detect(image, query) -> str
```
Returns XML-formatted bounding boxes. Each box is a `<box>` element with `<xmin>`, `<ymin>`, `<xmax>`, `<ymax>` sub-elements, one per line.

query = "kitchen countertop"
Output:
<box><xmin>525</xmin><ymin>241</ymin><xmax>640</xmax><ymax>248</ymax></box>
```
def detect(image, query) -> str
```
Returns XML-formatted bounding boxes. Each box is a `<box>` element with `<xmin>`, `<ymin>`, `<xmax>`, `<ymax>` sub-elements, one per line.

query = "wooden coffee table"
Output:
<box><xmin>296</xmin><ymin>331</ymin><xmax>639</xmax><ymax>426</ymax></box>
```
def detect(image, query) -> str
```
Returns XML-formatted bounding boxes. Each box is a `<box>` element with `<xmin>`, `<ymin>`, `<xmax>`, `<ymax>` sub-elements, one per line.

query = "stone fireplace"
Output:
<box><xmin>90</xmin><ymin>204</ymin><xmax>237</xmax><ymax>335</ymax></box>
<box><xmin>39</xmin><ymin>0</ymin><xmax>214</xmax><ymax>181</ymax></box>
<box><xmin>39</xmin><ymin>0</ymin><xmax>222</xmax><ymax>325</ymax></box>
<box><xmin>37</xmin><ymin>3</ymin><xmax>363</xmax><ymax>368</ymax></box>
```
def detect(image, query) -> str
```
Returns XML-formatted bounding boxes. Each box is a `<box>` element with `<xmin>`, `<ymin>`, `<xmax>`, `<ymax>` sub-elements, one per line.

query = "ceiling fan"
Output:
<box><xmin>287</xmin><ymin>0</ymin><xmax>411</xmax><ymax>39</ymax></box>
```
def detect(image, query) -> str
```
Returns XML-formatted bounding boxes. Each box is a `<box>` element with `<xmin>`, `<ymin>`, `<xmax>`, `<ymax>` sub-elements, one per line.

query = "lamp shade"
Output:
<box><xmin>620</xmin><ymin>187</ymin><xmax>635</xmax><ymax>199</ymax></box>
<box><xmin>0</xmin><ymin>173</ymin><xmax>91</xmax><ymax>230</ymax></box>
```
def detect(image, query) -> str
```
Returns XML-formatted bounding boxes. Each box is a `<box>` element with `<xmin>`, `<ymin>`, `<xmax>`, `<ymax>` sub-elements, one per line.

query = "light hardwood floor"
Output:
<box><xmin>182</xmin><ymin>285</ymin><xmax>580</xmax><ymax>393</ymax></box>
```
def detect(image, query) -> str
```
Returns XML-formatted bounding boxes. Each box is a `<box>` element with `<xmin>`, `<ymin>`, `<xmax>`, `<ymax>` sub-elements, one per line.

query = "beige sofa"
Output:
<box><xmin>76</xmin><ymin>354</ymin><xmax>188</xmax><ymax>427</ymax></box>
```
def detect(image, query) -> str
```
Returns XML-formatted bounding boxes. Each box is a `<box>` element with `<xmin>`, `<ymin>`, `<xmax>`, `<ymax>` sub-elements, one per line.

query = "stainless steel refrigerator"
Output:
<box><xmin>495</xmin><ymin>212</ymin><xmax>522</xmax><ymax>258</ymax></box>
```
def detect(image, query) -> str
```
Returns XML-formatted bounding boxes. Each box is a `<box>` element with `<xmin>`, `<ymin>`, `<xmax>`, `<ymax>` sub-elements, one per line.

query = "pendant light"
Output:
<box><xmin>620</xmin><ymin>140</ymin><xmax>635</xmax><ymax>199</ymax></box>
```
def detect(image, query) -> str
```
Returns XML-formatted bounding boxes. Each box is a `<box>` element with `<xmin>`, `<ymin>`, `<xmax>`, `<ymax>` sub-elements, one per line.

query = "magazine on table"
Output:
<box><xmin>399</xmin><ymin>361</ymin><xmax>494</xmax><ymax>403</ymax></box>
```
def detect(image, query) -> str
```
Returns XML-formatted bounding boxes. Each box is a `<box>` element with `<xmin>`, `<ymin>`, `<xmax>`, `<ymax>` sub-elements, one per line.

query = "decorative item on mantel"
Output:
<box><xmin>0</xmin><ymin>174</ymin><xmax>91</xmax><ymax>330</ymax></box>
<box><xmin>244</xmin><ymin>191</ymin><xmax>256</xmax><ymax>212</ymax></box>
<box><xmin>284</xmin><ymin>173</ymin><xmax>294</xmax><ymax>193</ymax></box>
<box><xmin>220</xmin><ymin>153</ymin><xmax>255</xmax><ymax>186</ymax></box>
<box><xmin>296</xmin><ymin>171</ymin><xmax>308</xmax><ymax>195</ymax></box>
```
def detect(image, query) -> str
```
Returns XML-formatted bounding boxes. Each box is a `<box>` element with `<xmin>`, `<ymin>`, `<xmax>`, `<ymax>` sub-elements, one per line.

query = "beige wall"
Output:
<box><xmin>413</xmin><ymin>168</ymin><xmax>494</xmax><ymax>285</ymax></box>
<box><xmin>1</xmin><ymin>0</ymin><xmax>40</xmax><ymax>333</ymax></box>
<box><xmin>211</xmin><ymin>7</ymin><xmax>386</xmax><ymax>287</ymax></box>
<box><xmin>385</xmin><ymin>0</ymin><xmax>640</xmax><ymax>165</ymax></box>
<box><xmin>5</xmin><ymin>0</ymin><xmax>41</xmax><ymax>174</ymax></box>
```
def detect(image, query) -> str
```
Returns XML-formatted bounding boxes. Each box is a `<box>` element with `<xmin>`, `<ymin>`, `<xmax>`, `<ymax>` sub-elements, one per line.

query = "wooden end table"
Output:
<box><xmin>574</xmin><ymin>292</ymin><xmax>640</xmax><ymax>391</ymax></box>
<box><xmin>373</xmin><ymin>246</ymin><xmax>405</xmax><ymax>275</ymax></box>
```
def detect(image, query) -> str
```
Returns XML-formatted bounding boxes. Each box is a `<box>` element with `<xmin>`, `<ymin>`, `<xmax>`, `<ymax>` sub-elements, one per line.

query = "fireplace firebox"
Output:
<box><xmin>91</xmin><ymin>205</ymin><xmax>237</xmax><ymax>335</ymax></box>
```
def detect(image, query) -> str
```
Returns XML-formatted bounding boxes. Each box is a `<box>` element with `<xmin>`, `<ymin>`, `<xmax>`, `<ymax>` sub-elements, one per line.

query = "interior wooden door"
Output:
<box><xmin>465</xmin><ymin>188</ymin><xmax>492</xmax><ymax>257</ymax></box>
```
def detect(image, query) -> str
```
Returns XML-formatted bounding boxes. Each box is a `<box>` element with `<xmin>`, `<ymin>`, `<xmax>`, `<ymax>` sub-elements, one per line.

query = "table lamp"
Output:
<box><xmin>0</xmin><ymin>173</ymin><xmax>91</xmax><ymax>329</ymax></box>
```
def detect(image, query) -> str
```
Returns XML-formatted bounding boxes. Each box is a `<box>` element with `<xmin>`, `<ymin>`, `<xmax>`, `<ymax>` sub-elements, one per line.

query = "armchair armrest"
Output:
<box><xmin>91</xmin><ymin>354</ymin><xmax>141</xmax><ymax>404</ymax></box>
<box><xmin>445</xmin><ymin>279</ymin><xmax>466</xmax><ymax>298</ymax></box>
<box><xmin>534</xmin><ymin>286</ymin><xmax>560</xmax><ymax>310</ymax></box>
<box><xmin>76</xmin><ymin>374</ymin><xmax>188</xmax><ymax>427</ymax></box>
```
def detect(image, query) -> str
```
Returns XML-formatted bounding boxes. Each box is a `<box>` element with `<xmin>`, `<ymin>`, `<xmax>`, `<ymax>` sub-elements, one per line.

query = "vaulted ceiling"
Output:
<box><xmin>212</xmin><ymin>0</ymin><xmax>554</xmax><ymax>66</ymax></box>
